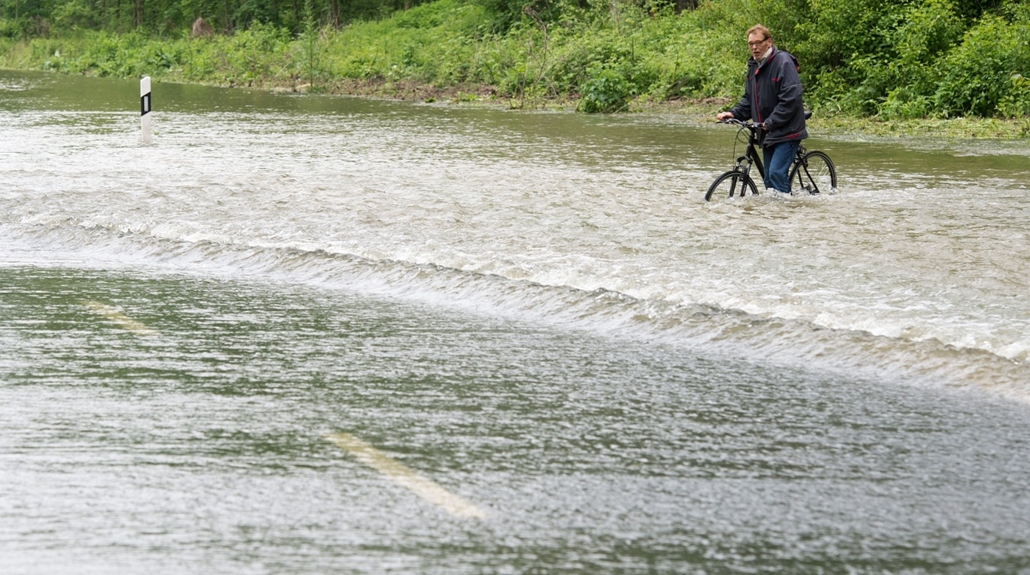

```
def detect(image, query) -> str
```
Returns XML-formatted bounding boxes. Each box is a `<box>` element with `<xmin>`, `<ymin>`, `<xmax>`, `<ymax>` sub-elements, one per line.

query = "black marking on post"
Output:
<box><xmin>141</xmin><ymin>93</ymin><xmax>151</xmax><ymax>116</ymax></box>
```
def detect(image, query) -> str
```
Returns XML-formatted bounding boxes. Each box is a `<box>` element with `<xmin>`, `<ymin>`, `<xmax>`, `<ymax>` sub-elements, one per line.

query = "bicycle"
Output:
<box><xmin>704</xmin><ymin>112</ymin><xmax>837</xmax><ymax>201</ymax></box>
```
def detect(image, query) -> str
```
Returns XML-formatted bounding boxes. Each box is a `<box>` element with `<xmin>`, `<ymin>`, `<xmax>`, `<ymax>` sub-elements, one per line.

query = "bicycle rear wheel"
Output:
<box><xmin>705</xmin><ymin>170</ymin><xmax>759</xmax><ymax>201</ymax></box>
<box><xmin>789</xmin><ymin>151</ymin><xmax>836</xmax><ymax>195</ymax></box>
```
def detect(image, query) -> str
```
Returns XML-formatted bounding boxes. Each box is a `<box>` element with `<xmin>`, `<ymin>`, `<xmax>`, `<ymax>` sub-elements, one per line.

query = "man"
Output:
<box><xmin>716</xmin><ymin>25</ymin><xmax>808</xmax><ymax>194</ymax></box>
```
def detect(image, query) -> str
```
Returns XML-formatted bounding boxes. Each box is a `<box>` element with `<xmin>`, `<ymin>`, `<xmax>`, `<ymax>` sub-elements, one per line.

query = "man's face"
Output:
<box><xmin>748</xmin><ymin>32</ymin><xmax>771</xmax><ymax>59</ymax></box>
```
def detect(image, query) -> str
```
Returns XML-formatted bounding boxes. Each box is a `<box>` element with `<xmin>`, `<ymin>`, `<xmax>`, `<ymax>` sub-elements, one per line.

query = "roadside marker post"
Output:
<box><xmin>140</xmin><ymin>76</ymin><xmax>152</xmax><ymax>145</ymax></box>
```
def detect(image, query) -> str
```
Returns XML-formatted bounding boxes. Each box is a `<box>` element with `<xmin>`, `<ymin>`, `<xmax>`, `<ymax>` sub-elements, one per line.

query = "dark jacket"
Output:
<box><xmin>729</xmin><ymin>46</ymin><xmax>808</xmax><ymax>147</ymax></box>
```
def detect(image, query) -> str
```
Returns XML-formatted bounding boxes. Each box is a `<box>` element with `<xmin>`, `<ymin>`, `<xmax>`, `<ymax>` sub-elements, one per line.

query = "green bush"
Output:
<box><xmin>935</xmin><ymin>15</ymin><xmax>1030</xmax><ymax>116</ymax></box>
<box><xmin>998</xmin><ymin>74</ymin><xmax>1030</xmax><ymax>117</ymax></box>
<box><xmin>578</xmin><ymin>66</ymin><xmax>632</xmax><ymax>112</ymax></box>
<box><xmin>864</xmin><ymin>0</ymin><xmax>964</xmax><ymax>118</ymax></box>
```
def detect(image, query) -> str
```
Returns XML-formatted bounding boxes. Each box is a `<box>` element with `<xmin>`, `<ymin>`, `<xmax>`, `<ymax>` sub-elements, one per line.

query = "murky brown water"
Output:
<box><xmin>2</xmin><ymin>69</ymin><xmax>1030</xmax><ymax>573</ymax></box>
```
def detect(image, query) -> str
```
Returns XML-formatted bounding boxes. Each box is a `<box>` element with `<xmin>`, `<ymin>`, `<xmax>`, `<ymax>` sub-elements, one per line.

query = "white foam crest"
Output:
<box><xmin>3</xmin><ymin>223</ymin><xmax>1027</xmax><ymax>404</ymax></box>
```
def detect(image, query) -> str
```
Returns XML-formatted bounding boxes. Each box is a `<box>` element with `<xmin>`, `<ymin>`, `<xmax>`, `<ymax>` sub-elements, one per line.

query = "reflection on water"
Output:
<box><xmin>2</xmin><ymin>69</ymin><xmax>1030</xmax><ymax>573</ymax></box>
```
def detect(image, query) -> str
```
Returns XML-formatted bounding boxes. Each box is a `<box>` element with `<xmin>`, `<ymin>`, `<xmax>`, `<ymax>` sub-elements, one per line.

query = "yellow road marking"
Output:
<box><xmin>82</xmin><ymin>301</ymin><xmax>156</xmax><ymax>335</ymax></box>
<box><xmin>325</xmin><ymin>432</ymin><xmax>486</xmax><ymax>519</ymax></box>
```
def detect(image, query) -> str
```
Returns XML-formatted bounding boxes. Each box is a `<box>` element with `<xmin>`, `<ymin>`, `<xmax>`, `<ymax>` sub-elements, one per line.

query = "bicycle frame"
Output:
<box><xmin>735</xmin><ymin>124</ymin><xmax>765</xmax><ymax>184</ymax></box>
<box><xmin>725</xmin><ymin>120</ymin><xmax>812</xmax><ymax>190</ymax></box>
<box><xmin>707</xmin><ymin>111</ymin><xmax>835</xmax><ymax>201</ymax></box>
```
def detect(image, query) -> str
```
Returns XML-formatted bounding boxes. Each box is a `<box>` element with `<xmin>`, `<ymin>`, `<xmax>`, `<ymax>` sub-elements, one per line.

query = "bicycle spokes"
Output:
<box><xmin>797</xmin><ymin>162</ymin><xmax>817</xmax><ymax>194</ymax></box>
<box><xmin>705</xmin><ymin>170</ymin><xmax>758</xmax><ymax>201</ymax></box>
<box><xmin>789</xmin><ymin>151</ymin><xmax>837</xmax><ymax>196</ymax></box>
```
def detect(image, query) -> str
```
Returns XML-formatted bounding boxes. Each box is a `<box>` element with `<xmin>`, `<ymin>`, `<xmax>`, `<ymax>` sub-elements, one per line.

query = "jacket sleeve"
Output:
<box><xmin>763</xmin><ymin>53</ymin><xmax>803</xmax><ymax>130</ymax></box>
<box><xmin>730</xmin><ymin>90</ymin><xmax>751</xmax><ymax>121</ymax></box>
<box><xmin>729</xmin><ymin>66</ymin><xmax>753</xmax><ymax>120</ymax></box>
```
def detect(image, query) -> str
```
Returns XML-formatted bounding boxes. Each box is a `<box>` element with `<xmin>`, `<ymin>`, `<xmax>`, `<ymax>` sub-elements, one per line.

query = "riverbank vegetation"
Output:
<box><xmin>1</xmin><ymin>0</ymin><xmax>1028</xmax><ymax>129</ymax></box>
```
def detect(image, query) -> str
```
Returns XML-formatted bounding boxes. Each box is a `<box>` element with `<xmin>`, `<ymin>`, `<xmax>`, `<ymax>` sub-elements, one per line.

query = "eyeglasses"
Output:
<box><xmin>747</xmin><ymin>38</ymin><xmax>769</xmax><ymax>47</ymax></box>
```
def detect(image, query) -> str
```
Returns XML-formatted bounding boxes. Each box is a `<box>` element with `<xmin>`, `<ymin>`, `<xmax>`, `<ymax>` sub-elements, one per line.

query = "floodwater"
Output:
<box><xmin>1</xmin><ymin>69</ymin><xmax>1029</xmax><ymax>573</ymax></box>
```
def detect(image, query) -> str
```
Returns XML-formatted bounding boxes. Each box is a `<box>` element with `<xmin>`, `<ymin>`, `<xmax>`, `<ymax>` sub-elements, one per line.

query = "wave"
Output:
<box><xmin>4</xmin><ymin>222</ymin><xmax>1027</xmax><ymax>404</ymax></box>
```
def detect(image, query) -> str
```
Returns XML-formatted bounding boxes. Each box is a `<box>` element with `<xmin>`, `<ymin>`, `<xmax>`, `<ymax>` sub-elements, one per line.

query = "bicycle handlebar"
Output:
<box><xmin>717</xmin><ymin>110</ymin><xmax>813</xmax><ymax>128</ymax></box>
<box><xmin>718</xmin><ymin>118</ymin><xmax>761</xmax><ymax>130</ymax></box>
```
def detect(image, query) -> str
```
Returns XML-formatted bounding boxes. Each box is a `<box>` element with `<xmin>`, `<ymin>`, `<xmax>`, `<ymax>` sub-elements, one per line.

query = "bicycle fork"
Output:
<box><xmin>733</xmin><ymin>154</ymin><xmax>760</xmax><ymax>196</ymax></box>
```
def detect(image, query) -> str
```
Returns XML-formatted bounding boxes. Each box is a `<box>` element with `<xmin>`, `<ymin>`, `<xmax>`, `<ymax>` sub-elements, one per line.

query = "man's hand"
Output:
<box><xmin>716</xmin><ymin>112</ymin><xmax>735</xmax><ymax>122</ymax></box>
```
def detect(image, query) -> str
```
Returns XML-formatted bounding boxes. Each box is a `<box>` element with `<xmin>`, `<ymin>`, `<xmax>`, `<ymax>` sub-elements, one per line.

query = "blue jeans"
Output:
<box><xmin>762</xmin><ymin>140</ymin><xmax>800</xmax><ymax>194</ymax></box>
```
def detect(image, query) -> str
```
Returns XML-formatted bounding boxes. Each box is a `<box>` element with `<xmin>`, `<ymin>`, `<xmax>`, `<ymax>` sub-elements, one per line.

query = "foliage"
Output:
<box><xmin>578</xmin><ymin>66</ymin><xmax>632</xmax><ymax>112</ymax></box>
<box><xmin>998</xmin><ymin>74</ymin><xmax>1030</xmax><ymax>118</ymax></box>
<box><xmin>0</xmin><ymin>0</ymin><xmax>1028</xmax><ymax>119</ymax></box>
<box><xmin>0</xmin><ymin>0</ymin><xmax>434</xmax><ymax>36</ymax></box>
<box><xmin>934</xmin><ymin>14</ymin><xmax>1030</xmax><ymax>117</ymax></box>
<box><xmin>795</xmin><ymin>0</ymin><xmax>1030</xmax><ymax>118</ymax></box>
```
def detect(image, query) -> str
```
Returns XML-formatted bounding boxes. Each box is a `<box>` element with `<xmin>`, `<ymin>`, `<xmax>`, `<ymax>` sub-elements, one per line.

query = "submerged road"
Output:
<box><xmin>3</xmin><ymin>69</ymin><xmax>1030</xmax><ymax>573</ymax></box>
<box><xmin>3</xmin><ymin>266</ymin><xmax>1030</xmax><ymax>573</ymax></box>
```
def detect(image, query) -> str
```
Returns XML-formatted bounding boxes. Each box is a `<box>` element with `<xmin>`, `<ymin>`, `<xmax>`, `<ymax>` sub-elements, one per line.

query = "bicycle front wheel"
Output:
<box><xmin>705</xmin><ymin>170</ymin><xmax>759</xmax><ymax>201</ymax></box>
<box><xmin>789</xmin><ymin>151</ymin><xmax>837</xmax><ymax>195</ymax></box>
